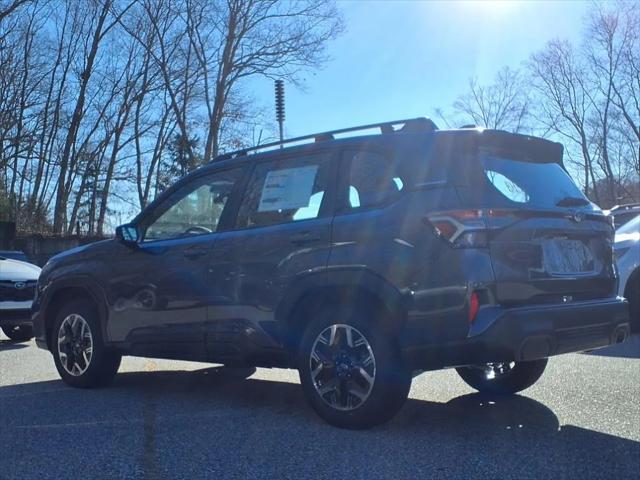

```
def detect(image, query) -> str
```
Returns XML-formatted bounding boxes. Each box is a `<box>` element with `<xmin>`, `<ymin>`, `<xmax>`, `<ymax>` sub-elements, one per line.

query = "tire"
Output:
<box><xmin>51</xmin><ymin>299</ymin><xmax>121</xmax><ymax>388</ymax></box>
<box><xmin>298</xmin><ymin>305</ymin><xmax>411</xmax><ymax>429</ymax></box>
<box><xmin>456</xmin><ymin>358</ymin><xmax>548</xmax><ymax>395</ymax></box>
<box><xmin>2</xmin><ymin>325</ymin><xmax>33</xmax><ymax>342</ymax></box>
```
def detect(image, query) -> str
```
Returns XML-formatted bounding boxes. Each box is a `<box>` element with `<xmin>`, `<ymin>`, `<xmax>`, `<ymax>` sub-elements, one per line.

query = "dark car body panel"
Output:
<box><xmin>403</xmin><ymin>297</ymin><xmax>629</xmax><ymax>369</ymax></box>
<box><xmin>201</xmin><ymin>215</ymin><xmax>334</xmax><ymax>364</ymax></box>
<box><xmin>0</xmin><ymin>309</ymin><xmax>34</xmax><ymax>327</ymax></box>
<box><xmin>32</xmin><ymin>127</ymin><xmax>630</xmax><ymax>369</ymax></box>
<box><xmin>105</xmin><ymin>234</ymin><xmax>215</xmax><ymax>360</ymax></box>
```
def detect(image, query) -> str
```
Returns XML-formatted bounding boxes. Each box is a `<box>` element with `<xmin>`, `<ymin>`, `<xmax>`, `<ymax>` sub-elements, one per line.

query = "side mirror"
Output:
<box><xmin>115</xmin><ymin>223</ymin><xmax>139</xmax><ymax>245</ymax></box>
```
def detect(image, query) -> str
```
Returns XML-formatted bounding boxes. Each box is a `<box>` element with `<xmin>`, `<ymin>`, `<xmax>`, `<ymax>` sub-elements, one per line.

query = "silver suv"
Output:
<box><xmin>0</xmin><ymin>255</ymin><xmax>40</xmax><ymax>342</ymax></box>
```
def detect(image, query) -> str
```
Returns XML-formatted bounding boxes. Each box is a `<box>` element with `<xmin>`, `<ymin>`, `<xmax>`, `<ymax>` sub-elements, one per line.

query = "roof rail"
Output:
<box><xmin>210</xmin><ymin>117</ymin><xmax>438</xmax><ymax>163</ymax></box>
<box><xmin>611</xmin><ymin>203</ymin><xmax>640</xmax><ymax>211</ymax></box>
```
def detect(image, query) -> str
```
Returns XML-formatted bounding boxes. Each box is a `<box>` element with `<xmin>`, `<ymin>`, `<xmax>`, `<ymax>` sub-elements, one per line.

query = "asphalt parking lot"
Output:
<box><xmin>1</xmin><ymin>333</ymin><xmax>639</xmax><ymax>480</ymax></box>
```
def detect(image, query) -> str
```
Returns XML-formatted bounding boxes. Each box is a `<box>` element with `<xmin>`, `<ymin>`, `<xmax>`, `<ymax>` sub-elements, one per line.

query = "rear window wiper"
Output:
<box><xmin>555</xmin><ymin>196</ymin><xmax>590</xmax><ymax>207</ymax></box>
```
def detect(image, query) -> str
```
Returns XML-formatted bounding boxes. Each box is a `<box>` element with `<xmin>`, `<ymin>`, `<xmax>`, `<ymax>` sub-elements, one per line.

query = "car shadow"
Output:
<box><xmin>0</xmin><ymin>339</ymin><xmax>29</xmax><ymax>351</ymax></box>
<box><xmin>585</xmin><ymin>334</ymin><xmax>640</xmax><ymax>359</ymax></box>
<box><xmin>0</xmin><ymin>367</ymin><xmax>638</xmax><ymax>479</ymax></box>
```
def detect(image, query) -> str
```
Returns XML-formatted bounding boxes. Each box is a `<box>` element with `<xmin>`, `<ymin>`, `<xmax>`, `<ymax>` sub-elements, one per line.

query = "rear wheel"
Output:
<box><xmin>1</xmin><ymin>325</ymin><xmax>33</xmax><ymax>342</ymax></box>
<box><xmin>51</xmin><ymin>299</ymin><xmax>121</xmax><ymax>388</ymax></box>
<box><xmin>456</xmin><ymin>359</ymin><xmax>548</xmax><ymax>395</ymax></box>
<box><xmin>298</xmin><ymin>305</ymin><xmax>411</xmax><ymax>429</ymax></box>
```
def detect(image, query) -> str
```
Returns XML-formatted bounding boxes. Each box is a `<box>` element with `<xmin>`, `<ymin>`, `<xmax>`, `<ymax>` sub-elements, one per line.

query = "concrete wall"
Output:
<box><xmin>13</xmin><ymin>235</ymin><xmax>107</xmax><ymax>266</ymax></box>
<box><xmin>0</xmin><ymin>221</ymin><xmax>16</xmax><ymax>248</ymax></box>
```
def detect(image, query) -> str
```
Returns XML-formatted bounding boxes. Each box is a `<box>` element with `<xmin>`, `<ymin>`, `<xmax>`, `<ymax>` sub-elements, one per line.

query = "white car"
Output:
<box><xmin>0</xmin><ymin>255</ymin><xmax>41</xmax><ymax>342</ymax></box>
<box><xmin>614</xmin><ymin>215</ymin><xmax>640</xmax><ymax>332</ymax></box>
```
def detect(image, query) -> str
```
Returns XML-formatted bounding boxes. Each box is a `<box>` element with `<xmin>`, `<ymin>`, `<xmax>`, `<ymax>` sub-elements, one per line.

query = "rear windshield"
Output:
<box><xmin>481</xmin><ymin>156</ymin><xmax>589</xmax><ymax>208</ymax></box>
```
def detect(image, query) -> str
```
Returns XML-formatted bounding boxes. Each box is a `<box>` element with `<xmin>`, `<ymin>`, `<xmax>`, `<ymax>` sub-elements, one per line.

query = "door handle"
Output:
<box><xmin>290</xmin><ymin>231</ymin><xmax>321</xmax><ymax>246</ymax></box>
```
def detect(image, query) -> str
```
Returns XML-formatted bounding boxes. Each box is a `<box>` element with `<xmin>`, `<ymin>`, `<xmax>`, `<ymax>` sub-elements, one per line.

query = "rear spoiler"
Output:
<box><xmin>434</xmin><ymin>129</ymin><xmax>564</xmax><ymax>166</ymax></box>
<box><xmin>475</xmin><ymin>130</ymin><xmax>564</xmax><ymax>166</ymax></box>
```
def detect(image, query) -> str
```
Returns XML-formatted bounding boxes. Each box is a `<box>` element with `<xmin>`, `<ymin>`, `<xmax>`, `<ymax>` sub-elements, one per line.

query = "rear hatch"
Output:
<box><xmin>456</xmin><ymin>132</ymin><xmax>616</xmax><ymax>306</ymax></box>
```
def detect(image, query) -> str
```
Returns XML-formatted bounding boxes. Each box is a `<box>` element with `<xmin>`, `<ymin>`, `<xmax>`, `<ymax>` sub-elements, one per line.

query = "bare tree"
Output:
<box><xmin>588</xmin><ymin>1</ymin><xmax>640</xmax><ymax>184</ymax></box>
<box><xmin>122</xmin><ymin>0</ymin><xmax>199</xmax><ymax>164</ymax></box>
<box><xmin>528</xmin><ymin>40</ymin><xmax>602</xmax><ymax>200</ymax></box>
<box><xmin>52</xmin><ymin>0</ymin><xmax>136</xmax><ymax>233</ymax></box>
<box><xmin>1</xmin><ymin>0</ymin><xmax>343</xmax><ymax>234</ymax></box>
<box><xmin>0</xmin><ymin>0</ymin><xmax>31</xmax><ymax>23</ymax></box>
<box><xmin>527</xmin><ymin>2</ymin><xmax>639</xmax><ymax>207</ymax></box>
<box><xmin>183</xmin><ymin>0</ymin><xmax>342</xmax><ymax>163</ymax></box>
<box><xmin>450</xmin><ymin>67</ymin><xmax>530</xmax><ymax>132</ymax></box>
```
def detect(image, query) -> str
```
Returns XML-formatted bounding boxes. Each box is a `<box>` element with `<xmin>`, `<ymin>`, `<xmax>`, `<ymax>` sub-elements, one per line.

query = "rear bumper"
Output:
<box><xmin>403</xmin><ymin>297</ymin><xmax>630</xmax><ymax>370</ymax></box>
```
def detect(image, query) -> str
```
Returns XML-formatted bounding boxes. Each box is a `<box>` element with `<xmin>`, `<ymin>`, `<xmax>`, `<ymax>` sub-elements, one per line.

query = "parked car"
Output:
<box><xmin>607</xmin><ymin>203</ymin><xmax>640</xmax><ymax>229</ymax></box>
<box><xmin>614</xmin><ymin>214</ymin><xmax>640</xmax><ymax>332</ymax></box>
<box><xmin>32</xmin><ymin>118</ymin><xmax>630</xmax><ymax>429</ymax></box>
<box><xmin>0</xmin><ymin>255</ymin><xmax>41</xmax><ymax>341</ymax></box>
<box><xmin>0</xmin><ymin>250</ymin><xmax>29</xmax><ymax>263</ymax></box>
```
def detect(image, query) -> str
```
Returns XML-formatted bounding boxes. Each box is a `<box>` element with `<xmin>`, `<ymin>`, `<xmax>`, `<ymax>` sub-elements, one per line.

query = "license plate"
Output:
<box><xmin>542</xmin><ymin>238</ymin><xmax>595</xmax><ymax>275</ymax></box>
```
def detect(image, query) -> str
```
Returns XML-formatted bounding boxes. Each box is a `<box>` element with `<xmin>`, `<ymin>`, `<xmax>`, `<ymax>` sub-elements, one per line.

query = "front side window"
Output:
<box><xmin>236</xmin><ymin>154</ymin><xmax>331</xmax><ymax>228</ymax></box>
<box><xmin>347</xmin><ymin>150</ymin><xmax>403</xmax><ymax>209</ymax></box>
<box><xmin>143</xmin><ymin>168</ymin><xmax>241</xmax><ymax>241</ymax></box>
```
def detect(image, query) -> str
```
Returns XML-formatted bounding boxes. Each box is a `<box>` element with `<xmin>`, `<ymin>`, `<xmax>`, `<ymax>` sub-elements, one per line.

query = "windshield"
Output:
<box><xmin>482</xmin><ymin>156</ymin><xmax>589</xmax><ymax>209</ymax></box>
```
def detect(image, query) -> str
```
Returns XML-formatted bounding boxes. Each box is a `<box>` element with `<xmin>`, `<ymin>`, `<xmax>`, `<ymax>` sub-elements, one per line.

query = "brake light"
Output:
<box><xmin>468</xmin><ymin>291</ymin><xmax>480</xmax><ymax>324</ymax></box>
<box><xmin>425</xmin><ymin>209</ymin><xmax>508</xmax><ymax>248</ymax></box>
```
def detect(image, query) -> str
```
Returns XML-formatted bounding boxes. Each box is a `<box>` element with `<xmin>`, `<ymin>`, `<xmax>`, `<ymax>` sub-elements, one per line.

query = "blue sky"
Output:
<box><xmin>250</xmin><ymin>0</ymin><xmax>591</xmax><ymax>138</ymax></box>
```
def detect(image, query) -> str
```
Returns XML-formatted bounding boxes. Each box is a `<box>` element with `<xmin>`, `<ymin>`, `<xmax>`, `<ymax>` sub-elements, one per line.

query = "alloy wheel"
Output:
<box><xmin>57</xmin><ymin>314</ymin><xmax>94</xmax><ymax>376</ymax></box>
<box><xmin>309</xmin><ymin>324</ymin><xmax>376</xmax><ymax>411</ymax></box>
<box><xmin>474</xmin><ymin>362</ymin><xmax>516</xmax><ymax>380</ymax></box>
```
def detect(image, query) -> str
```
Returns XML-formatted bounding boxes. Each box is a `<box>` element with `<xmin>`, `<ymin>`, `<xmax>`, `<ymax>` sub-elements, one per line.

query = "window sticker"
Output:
<box><xmin>485</xmin><ymin>169</ymin><xmax>529</xmax><ymax>203</ymax></box>
<box><xmin>258</xmin><ymin>165</ymin><xmax>318</xmax><ymax>212</ymax></box>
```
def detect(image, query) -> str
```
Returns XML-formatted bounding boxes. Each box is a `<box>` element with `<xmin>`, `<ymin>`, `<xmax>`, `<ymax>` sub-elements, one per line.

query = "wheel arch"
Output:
<box><xmin>43</xmin><ymin>277</ymin><xmax>108</xmax><ymax>351</ymax></box>
<box><xmin>276</xmin><ymin>269</ymin><xmax>409</xmax><ymax>354</ymax></box>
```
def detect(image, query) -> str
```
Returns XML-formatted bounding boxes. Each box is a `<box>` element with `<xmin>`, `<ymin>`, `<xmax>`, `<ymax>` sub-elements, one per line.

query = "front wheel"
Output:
<box><xmin>298</xmin><ymin>306</ymin><xmax>411</xmax><ymax>429</ymax></box>
<box><xmin>51</xmin><ymin>300</ymin><xmax>121</xmax><ymax>388</ymax></box>
<box><xmin>2</xmin><ymin>325</ymin><xmax>33</xmax><ymax>342</ymax></box>
<box><xmin>456</xmin><ymin>359</ymin><xmax>548</xmax><ymax>395</ymax></box>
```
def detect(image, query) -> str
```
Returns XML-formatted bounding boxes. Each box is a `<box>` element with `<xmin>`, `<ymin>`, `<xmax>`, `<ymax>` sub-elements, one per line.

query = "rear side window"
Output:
<box><xmin>236</xmin><ymin>153</ymin><xmax>331</xmax><ymax>228</ymax></box>
<box><xmin>347</xmin><ymin>151</ymin><xmax>404</xmax><ymax>209</ymax></box>
<box><xmin>481</xmin><ymin>156</ymin><xmax>588</xmax><ymax>208</ymax></box>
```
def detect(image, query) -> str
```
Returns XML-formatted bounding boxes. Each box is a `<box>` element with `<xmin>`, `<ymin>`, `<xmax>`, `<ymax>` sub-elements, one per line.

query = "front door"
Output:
<box><xmin>106</xmin><ymin>167</ymin><xmax>244</xmax><ymax>360</ymax></box>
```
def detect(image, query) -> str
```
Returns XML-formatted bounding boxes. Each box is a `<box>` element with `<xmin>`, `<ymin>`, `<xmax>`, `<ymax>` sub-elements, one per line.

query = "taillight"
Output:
<box><xmin>468</xmin><ymin>291</ymin><xmax>480</xmax><ymax>324</ymax></box>
<box><xmin>425</xmin><ymin>209</ymin><xmax>508</xmax><ymax>248</ymax></box>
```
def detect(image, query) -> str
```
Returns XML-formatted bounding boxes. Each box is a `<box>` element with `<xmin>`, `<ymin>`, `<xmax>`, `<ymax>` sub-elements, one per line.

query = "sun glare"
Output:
<box><xmin>460</xmin><ymin>0</ymin><xmax>517</xmax><ymax>17</ymax></box>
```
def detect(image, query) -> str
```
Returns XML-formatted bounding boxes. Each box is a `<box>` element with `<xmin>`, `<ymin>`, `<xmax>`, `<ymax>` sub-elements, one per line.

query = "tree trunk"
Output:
<box><xmin>53</xmin><ymin>0</ymin><xmax>111</xmax><ymax>233</ymax></box>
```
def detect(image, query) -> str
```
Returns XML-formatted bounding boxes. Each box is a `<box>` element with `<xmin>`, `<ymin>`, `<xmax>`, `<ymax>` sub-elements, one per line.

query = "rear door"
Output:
<box><xmin>204</xmin><ymin>150</ymin><xmax>337</xmax><ymax>362</ymax></box>
<box><xmin>460</xmin><ymin>141</ymin><xmax>616</xmax><ymax>305</ymax></box>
